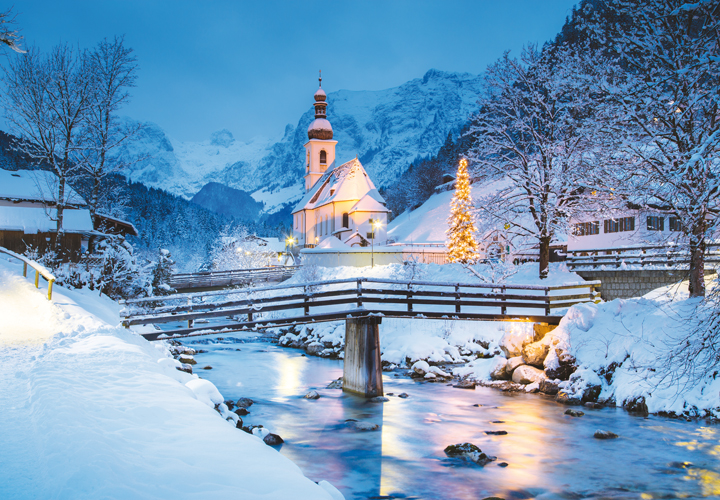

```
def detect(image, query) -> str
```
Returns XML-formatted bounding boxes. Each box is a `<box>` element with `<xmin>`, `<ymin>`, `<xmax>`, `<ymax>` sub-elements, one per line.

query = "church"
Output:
<box><xmin>292</xmin><ymin>77</ymin><xmax>390</xmax><ymax>250</ymax></box>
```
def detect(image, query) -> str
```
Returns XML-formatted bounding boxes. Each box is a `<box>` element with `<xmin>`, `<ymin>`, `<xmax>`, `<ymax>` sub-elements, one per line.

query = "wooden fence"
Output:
<box><xmin>168</xmin><ymin>266</ymin><xmax>300</xmax><ymax>291</ymax></box>
<box><xmin>0</xmin><ymin>246</ymin><xmax>56</xmax><ymax>300</ymax></box>
<box><xmin>566</xmin><ymin>243</ymin><xmax>720</xmax><ymax>270</ymax></box>
<box><xmin>121</xmin><ymin>277</ymin><xmax>601</xmax><ymax>341</ymax></box>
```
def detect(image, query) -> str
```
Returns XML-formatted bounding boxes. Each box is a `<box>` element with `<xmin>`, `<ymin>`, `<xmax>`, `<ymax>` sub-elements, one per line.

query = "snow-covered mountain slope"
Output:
<box><xmin>117</xmin><ymin>69</ymin><xmax>483</xmax><ymax>213</ymax></box>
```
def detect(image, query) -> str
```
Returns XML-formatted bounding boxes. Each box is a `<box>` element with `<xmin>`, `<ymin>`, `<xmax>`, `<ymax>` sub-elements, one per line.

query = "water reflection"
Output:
<box><xmin>190</xmin><ymin>334</ymin><xmax>720</xmax><ymax>500</ymax></box>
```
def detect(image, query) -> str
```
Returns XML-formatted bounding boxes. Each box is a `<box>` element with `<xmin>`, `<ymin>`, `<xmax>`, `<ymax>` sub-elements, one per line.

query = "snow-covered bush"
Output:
<box><xmin>96</xmin><ymin>237</ymin><xmax>151</xmax><ymax>300</ymax></box>
<box><xmin>210</xmin><ymin>225</ymin><xmax>276</xmax><ymax>270</ymax></box>
<box><xmin>150</xmin><ymin>248</ymin><xmax>176</xmax><ymax>296</ymax></box>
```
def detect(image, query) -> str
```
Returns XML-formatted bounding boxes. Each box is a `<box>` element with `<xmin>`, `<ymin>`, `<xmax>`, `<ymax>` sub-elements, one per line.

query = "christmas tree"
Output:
<box><xmin>446</xmin><ymin>159</ymin><xmax>479</xmax><ymax>264</ymax></box>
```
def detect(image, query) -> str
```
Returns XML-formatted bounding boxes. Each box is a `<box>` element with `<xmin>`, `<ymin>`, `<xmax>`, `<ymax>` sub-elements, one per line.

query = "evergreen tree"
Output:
<box><xmin>446</xmin><ymin>159</ymin><xmax>479</xmax><ymax>264</ymax></box>
<box><xmin>151</xmin><ymin>248</ymin><xmax>175</xmax><ymax>295</ymax></box>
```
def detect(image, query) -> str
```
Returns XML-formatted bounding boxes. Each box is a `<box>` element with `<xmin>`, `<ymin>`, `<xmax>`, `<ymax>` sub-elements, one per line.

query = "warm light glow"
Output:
<box><xmin>446</xmin><ymin>158</ymin><xmax>480</xmax><ymax>264</ymax></box>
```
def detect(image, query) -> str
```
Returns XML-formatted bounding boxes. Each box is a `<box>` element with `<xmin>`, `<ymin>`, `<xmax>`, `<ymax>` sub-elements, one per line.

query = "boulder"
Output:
<box><xmin>224</xmin><ymin>400</ymin><xmax>235</xmax><ymax>410</ymax></box>
<box><xmin>539</xmin><ymin>379</ymin><xmax>560</xmax><ymax>395</ymax></box>
<box><xmin>506</xmin><ymin>356</ymin><xmax>525</xmax><ymax>374</ymax></box>
<box><xmin>428</xmin><ymin>366</ymin><xmax>452</xmax><ymax>379</ymax></box>
<box><xmin>453</xmin><ymin>379</ymin><xmax>476</xmax><ymax>389</ymax></box>
<box><xmin>582</xmin><ymin>385</ymin><xmax>602</xmax><ymax>403</ymax></box>
<box><xmin>304</xmin><ymin>390</ymin><xmax>321</xmax><ymax>400</ymax></box>
<box><xmin>398</xmin><ymin>393</ymin><xmax>409</xmax><ymax>398</ymax></box>
<box><xmin>202</xmin><ymin>365</ymin><xmax>212</xmax><ymax>370</ymax></box>
<box><xmin>346</xmin><ymin>420</ymin><xmax>379</xmax><ymax>431</ymax></box>
<box><xmin>305</xmin><ymin>342</ymin><xmax>325</xmax><ymax>356</ymax></box>
<box><xmin>545</xmin><ymin>348</ymin><xmax>577</xmax><ymax>380</ymax></box>
<box><xmin>485</xmin><ymin>430</ymin><xmax>508</xmax><ymax>435</ymax></box>
<box><xmin>368</xmin><ymin>396</ymin><xmax>389</xmax><ymax>403</ymax></box>
<box><xmin>594</xmin><ymin>430</ymin><xmax>619</xmax><ymax>439</ymax></box>
<box><xmin>182</xmin><ymin>347</ymin><xmax>196</xmax><ymax>355</ymax></box>
<box><xmin>412</xmin><ymin>360</ymin><xmax>430</xmax><ymax>377</ymax></box>
<box><xmin>624</xmin><ymin>396</ymin><xmax>649</xmax><ymax>415</ymax></box>
<box><xmin>564</xmin><ymin>409</ymin><xmax>585</xmax><ymax>417</ymax></box>
<box><xmin>263</xmin><ymin>433</ymin><xmax>284</xmax><ymax>446</ymax></box>
<box><xmin>490</xmin><ymin>358</ymin><xmax>509</xmax><ymax>381</ymax></box>
<box><xmin>326</xmin><ymin>378</ymin><xmax>343</xmax><ymax>389</ymax></box>
<box><xmin>178</xmin><ymin>354</ymin><xmax>197</xmax><ymax>365</ymax></box>
<box><xmin>556</xmin><ymin>391</ymin><xmax>582</xmax><ymax>405</ymax></box>
<box><xmin>511</xmin><ymin>365</ymin><xmax>546</xmax><ymax>385</ymax></box>
<box><xmin>235</xmin><ymin>416</ymin><xmax>244</xmax><ymax>429</ymax></box>
<box><xmin>234</xmin><ymin>408</ymin><xmax>249</xmax><ymax>416</ymax></box>
<box><xmin>444</xmin><ymin>443</ymin><xmax>492</xmax><ymax>466</ymax></box>
<box><xmin>522</xmin><ymin>341</ymin><xmax>550</xmax><ymax>368</ymax></box>
<box><xmin>177</xmin><ymin>363</ymin><xmax>193</xmax><ymax>374</ymax></box>
<box><xmin>499</xmin><ymin>327</ymin><xmax>534</xmax><ymax>358</ymax></box>
<box><xmin>236</xmin><ymin>397</ymin><xmax>254</xmax><ymax>408</ymax></box>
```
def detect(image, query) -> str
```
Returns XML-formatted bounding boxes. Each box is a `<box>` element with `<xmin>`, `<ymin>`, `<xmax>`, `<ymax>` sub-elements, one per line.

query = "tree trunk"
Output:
<box><xmin>56</xmin><ymin>176</ymin><xmax>65</xmax><ymax>257</ymax></box>
<box><xmin>539</xmin><ymin>235</ymin><xmax>551</xmax><ymax>280</ymax></box>
<box><xmin>688</xmin><ymin>221</ymin><xmax>706</xmax><ymax>298</ymax></box>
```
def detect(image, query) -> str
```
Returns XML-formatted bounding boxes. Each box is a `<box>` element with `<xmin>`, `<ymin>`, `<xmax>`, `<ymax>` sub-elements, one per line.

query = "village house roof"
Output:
<box><xmin>0</xmin><ymin>206</ymin><xmax>93</xmax><ymax>234</ymax></box>
<box><xmin>292</xmin><ymin>158</ymin><xmax>389</xmax><ymax>214</ymax></box>
<box><xmin>0</xmin><ymin>168</ymin><xmax>87</xmax><ymax>206</ymax></box>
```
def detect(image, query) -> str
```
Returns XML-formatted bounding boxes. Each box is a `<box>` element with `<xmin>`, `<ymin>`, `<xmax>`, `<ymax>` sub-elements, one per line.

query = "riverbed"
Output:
<box><xmin>184</xmin><ymin>332</ymin><xmax>720</xmax><ymax>500</ymax></box>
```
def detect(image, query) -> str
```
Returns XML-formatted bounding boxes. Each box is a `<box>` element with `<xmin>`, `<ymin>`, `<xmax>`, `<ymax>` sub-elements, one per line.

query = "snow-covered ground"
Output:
<box><xmin>0</xmin><ymin>256</ymin><xmax>340</xmax><ymax>500</ymax></box>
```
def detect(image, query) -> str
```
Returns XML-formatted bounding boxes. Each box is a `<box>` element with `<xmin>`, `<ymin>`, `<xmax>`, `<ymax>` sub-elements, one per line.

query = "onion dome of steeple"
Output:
<box><xmin>308</xmin><ymin>70</ymin><xmax>333</xmax><ymax>140</ymax></box>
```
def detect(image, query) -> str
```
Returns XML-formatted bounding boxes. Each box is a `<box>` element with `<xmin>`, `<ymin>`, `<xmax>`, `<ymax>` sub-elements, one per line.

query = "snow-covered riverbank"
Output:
<box><xmin>0</xmin><ymin>257</ymin><xmax>341</xmax><ymax>500</ymax></box>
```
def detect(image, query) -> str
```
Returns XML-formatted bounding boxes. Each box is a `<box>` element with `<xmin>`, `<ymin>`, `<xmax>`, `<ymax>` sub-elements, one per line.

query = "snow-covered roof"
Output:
<box><xmin>292</xmin><ymin>158</ymin><xmax>388</xmax><ymax>214</ymax></box>
<box><xmin>317</xmin><ymin>236</ymin><xmax>350</xmax><ymax>250</ymax></box>
<box><xmin>350</xmin><ymin>193</ymin><xmax>389</xmax><ymax>213</ymax></box>
<box><xmin>0</xmin><ymin>206</ymin><xmax>93</xmax><ymax>233</ymax></box>
<box><xmin>257</xmin><ymin>237</ymin><xmax>286</xmax><ymax>253</ymax></box>
<box><xmin>0</xmin><ymin>169</ymin><xmax>86</xmax><ymax>206</ymax></box>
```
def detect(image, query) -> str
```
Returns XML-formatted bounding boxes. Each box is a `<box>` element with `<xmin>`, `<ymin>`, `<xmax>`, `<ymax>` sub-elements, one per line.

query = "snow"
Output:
<box><xmin>0</xmin><ymin>206</ymin><xmax>93</xmax><ymax>233</ymax></box>
<box><xmin>0</xmin><ymin>257</ymin><xmax>339</xmax><ymax>499</ymax></box>
<box><xmin>0</xmin><ymin>168</ymin><xmax>86</xmax><ymax>205</ymax></box>
<box><xmin>251</xmin><ymin>183</ymin><xmax>305</xmax><ymax>214</ymax></box>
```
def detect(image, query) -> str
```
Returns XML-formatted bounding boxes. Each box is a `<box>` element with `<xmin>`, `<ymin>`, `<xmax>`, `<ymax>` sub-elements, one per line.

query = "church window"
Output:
<box><xmin>325</xmin><ymin>215</ymin><xmax>328</xmax><ymax>234</ymax></box>
<box><xmin>342</xmin><ymin>213</ymin><xmax>349</xmax><ymax>228</ymax></box>
<box><xmin>320</xmin><ymin>150</ymin><xmax>327</xmax><ymax>164</ymax></box>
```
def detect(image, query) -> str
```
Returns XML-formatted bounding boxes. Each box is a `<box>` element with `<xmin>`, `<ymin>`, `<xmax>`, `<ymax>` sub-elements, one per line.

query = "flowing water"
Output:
<box><xmin>182</xmin><ymin>331</ymin><xmax>720</xmax><ymax>500</ymax></box>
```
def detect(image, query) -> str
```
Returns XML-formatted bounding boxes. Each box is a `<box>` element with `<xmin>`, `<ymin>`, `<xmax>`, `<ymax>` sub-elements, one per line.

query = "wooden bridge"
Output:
<box><xmin>168</xmin><ymin>266</ymin><xmax>299</xmax><ymax>292</ymax></box>
<box><xmin>121</xmin><ymin>277</ymin><xmax>600</xmax><ymax>397</ymax></box>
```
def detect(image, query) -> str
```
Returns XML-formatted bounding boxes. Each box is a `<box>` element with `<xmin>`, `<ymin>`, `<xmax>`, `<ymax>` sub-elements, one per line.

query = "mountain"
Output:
<box><xmin>116</xmin><ymin>69</ymin><xmax>484</xmax><ymax>215</ymax></box>
<box><xmin>190</xmin><ymin>182</ymin><xmax>263</xmax><ymax>222</ymax></box>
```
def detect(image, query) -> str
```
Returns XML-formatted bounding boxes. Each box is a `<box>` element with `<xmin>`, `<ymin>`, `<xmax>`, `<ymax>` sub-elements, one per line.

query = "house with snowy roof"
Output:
<box><xmin>0</xmin><ymin>168</ymin><xmax>137</xmax><ymax>259</ymax></box>
<box><xmin>292</xmin><ymin>77</ymin><xmax>390</xmax><ymax>255</ymax></box>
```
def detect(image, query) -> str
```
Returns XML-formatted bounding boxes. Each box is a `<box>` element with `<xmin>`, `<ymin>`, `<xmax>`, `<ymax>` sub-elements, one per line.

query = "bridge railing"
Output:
<box><xmin>120</xmin><ymin>277</ymin><xmax>601</xmax><ymax>340</ymax></box>
<box><xmin>168</xmin><ymin>265</ymin><xmax>300</xmax><ymax>290</ymax></box>
<box><xmin>0</xmin><ymin>246</ymin><xmax>56</xmax><ymax>300</ymax></box>
<box><xmin>566</xmin><ymin>243</ymin><xmax>720</xmax><ymax>270</ymax></box>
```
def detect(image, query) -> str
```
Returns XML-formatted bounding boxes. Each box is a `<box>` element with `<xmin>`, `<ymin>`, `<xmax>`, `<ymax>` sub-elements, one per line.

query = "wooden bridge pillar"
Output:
<box><xmin>343</xmin><ymin>316</ymin><xmax>383</xmax><ymax>398</ymax></box>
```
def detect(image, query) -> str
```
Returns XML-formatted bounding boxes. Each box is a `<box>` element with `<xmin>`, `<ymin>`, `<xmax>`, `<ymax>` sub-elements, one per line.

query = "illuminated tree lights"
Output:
<box><xmin>446</xmin><ymin>159</ymin><xmax>479</xmax><ymax>264</ymax></box>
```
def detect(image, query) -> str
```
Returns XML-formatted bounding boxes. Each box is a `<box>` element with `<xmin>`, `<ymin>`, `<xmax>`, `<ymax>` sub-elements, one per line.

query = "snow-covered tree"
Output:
<box><xmin>0</xmin><ymin>8</ymin><xmax>23</xmax><ymax>53</ymax></box>
<box><xmin>210</xmin><ymin>225</ymin><xmax>277</xmax><ymax>270</ymax></box>
<box><xmin>580</xmin><ymin>0</ymin><xmax>720</xmax><ymax>297</ymax></box>
<box><xmin>79</xmin><ymin>36</ymin><xmax>140</xmax><ymax>222</ymax></box>
<box><xmin>3</xmin><ymin>44</ymin><xmax>93</xmax><ymax>254</ymax></box>
<box><xmin>446</xmin><ymin>158</ymin><xmax>479</xmax><ymax>264</ymax></box>
<box><xmin>151</xmin><ymin>248</ymin><xmax>176</xmax><ymax>296</ymax></box>
<box><xmin>468</xmin><ymin>45</ymin><xmax>606</xmax><ymax>279</ymax></box>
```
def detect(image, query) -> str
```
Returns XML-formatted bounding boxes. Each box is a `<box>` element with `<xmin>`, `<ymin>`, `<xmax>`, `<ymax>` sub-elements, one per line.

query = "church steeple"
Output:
<box><xmin>304</xmin><ymin>71</ymin><xmax>337</xmax><ymax>192</ymax></box>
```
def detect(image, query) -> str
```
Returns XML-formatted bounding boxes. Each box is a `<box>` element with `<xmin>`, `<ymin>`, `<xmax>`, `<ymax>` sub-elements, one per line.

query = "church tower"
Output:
<box><xmin>304</xmin><ymin>72</ymin><xmax>337</xmax><ymax>192</ymax></box>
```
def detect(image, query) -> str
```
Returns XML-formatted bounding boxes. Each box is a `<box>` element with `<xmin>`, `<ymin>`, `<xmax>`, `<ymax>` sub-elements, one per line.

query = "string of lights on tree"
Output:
<box><xmin>446</xmin><ymin>158</ymin><xmax>479</xmax><ymax>264</ymax></box>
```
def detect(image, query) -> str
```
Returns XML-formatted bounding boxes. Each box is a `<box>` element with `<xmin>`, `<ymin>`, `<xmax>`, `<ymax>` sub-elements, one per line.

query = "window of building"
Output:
<box><xmin>669</xmin><ymin>217</ymin><xmax>683</xmax><ymax>232</ymax></box>
<box><xmin>319</xmin><ymin>150</ymin><xmax>327</xmax><ymax>165</ymax></box>
<box><xmin>342</xmin><ymin>212</ymin><xmax>349</xmax><ymax>228</ymax></box>
<box><xmin>573</xmin><ymin>221</ymin><xmax>600</xmax><ymax>236</ymax></box>
<box><xmin>647</xmin><ymin>216</ymin><xmax>664</xmax><ymax>231</ymax></box>
<box><xmin>604</xmin><ymin>216</ymin><xmax>635</xmax><ymax>233</ymax></box>
<box><xmin>325</xmin><ymin>215</ymin><xmax>328</xmax><ymax>235</ymax></box>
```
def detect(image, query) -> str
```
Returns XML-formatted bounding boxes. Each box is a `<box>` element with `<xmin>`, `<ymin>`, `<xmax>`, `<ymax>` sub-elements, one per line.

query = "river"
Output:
<box><xmin>183</xmin><ymin>332</ymin><xmax>720</xmax><ymax>500</ymax></box>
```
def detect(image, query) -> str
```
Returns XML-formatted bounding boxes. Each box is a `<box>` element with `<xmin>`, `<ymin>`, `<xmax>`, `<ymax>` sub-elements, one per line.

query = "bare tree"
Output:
<box><xmin>79</xmin><ymin>36</ymin><xmax>139</xmax><ymax>222</ymax></box>
<box><xmin>582</xmin><ymin>0</ymin><xmax>720</xmax><ymax>297</ymax></box>
<box><xmin>468</xmin><ymin>45</ymin><xmax>607</xmax><ymax>279</ymax></box>
<box><xmin>0</xmin><ymin>8</ymin><xmax>23</xmax><ymax>53</ymax></box>
<box><xmin>3</xmin><ymin>44</ymin><xmax>93</xmax><ymax>253</ymax></box>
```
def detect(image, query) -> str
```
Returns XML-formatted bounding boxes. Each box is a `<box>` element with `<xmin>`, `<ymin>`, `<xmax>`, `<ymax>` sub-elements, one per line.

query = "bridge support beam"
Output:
<box><xmin>343</xmin><ymin>316</ymin><xmax>383</xmax><ymax>398</ymax></box>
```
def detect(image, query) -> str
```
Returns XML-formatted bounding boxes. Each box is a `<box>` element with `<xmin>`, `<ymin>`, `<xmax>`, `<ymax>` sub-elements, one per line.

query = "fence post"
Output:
<box><xmin>407</xmin><ymin>283</ymin><xmax>413</xmax><ymax>312</ymax></box>
<box><xmin>48</xmin><ymin>279</ymin><xmax>54</xmax><ymax>301</ymax></box>
<box><xmin>187</xmin><ymin>298</ymin><xmax>194</xmax><ymax>329</ymax></box>
<box><xmin>501</xmin><ymin>285</ymin><xmax>507</xmax><ymax>315</ymax></box>
<box><xmin>545</xmin><ymin>287</ymin><xmax>550</xmax><ymax>316</ymax></box>
<box><xmin>304</xmin><ymin>285</ymin><xmax>310</xmax><ymax>316</ymax></box>
<box><xmin>23</xmin><ymin>262</ymin><xmax>27</xmax><ymax>277</ymax></box>
<box><xmin>357</xmin><ymin>279</ymin><xmax>363</xmax><ymax>308</ymax></box>
<box><xmin>35</xmin><ymin>270</ymin><xmax>39</xmax><ymax>288</ymax></box>
<box><xmin>455</xmin><ymin>284</ymin><xmax>461</xmax><ymax>314</ymax></box>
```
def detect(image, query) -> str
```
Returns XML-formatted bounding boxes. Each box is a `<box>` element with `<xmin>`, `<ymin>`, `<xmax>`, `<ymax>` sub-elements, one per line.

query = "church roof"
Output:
<box><xmin>350</xmin><ymin>193</ymin><xmax>389</xmax><ymax>213</ymax></box>
<box><xmin>292</xmin><ymin>158</ymin><xmax>388</xmax><ymax>214</ymax></box>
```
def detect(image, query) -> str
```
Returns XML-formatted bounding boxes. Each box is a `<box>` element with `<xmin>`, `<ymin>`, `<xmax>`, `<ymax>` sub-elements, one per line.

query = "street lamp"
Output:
<box><xmin>370</xmin><ymin>218</ymin><xmax>383</xmax><ymax>268</ymax></box>
<box><xmin>285</xmin><ymin>236</ymin><xmax>297</xmax><ymax>265</ymax></box>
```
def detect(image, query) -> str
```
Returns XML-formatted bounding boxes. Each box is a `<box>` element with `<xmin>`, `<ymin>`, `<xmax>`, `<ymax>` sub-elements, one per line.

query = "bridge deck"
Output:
<box><xmin>122</xmin><ymin>277</ymin><xmax>601</xmax><ymax>341</ymax></box>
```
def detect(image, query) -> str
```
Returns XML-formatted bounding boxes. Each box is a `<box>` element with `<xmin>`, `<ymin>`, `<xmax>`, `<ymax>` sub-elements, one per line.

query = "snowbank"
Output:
<box><xmin>0</xmin><ymin>257</ymin><xmax>338</xmax><ymax>500</ymax></box>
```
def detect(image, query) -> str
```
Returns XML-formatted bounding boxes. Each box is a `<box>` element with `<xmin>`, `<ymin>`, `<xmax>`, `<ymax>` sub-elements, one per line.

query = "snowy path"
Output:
<box><xmin>0</xmin><ymin>258</ymin><xmax>338</xmax><ymax>500</ymax></box>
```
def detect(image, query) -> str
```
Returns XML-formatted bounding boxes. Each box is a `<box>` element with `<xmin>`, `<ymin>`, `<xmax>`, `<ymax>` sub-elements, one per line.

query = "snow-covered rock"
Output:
<box><xmin>499</xmin><ymin>325</ymin><xmax>535</xmax><ymax>358</ymax></box>
<box><xmin>489</xmin><ymin>357</ymin><xmax>509</xmax><ymax>380</ymax></box>
<box><xmin>506</xmin><ymin>356</ymin><xmax>525</xmax><ymax>374</ymax></box>
<box><xmin>522</xmin><ymin>341</ymin><xmax>550</xmax><ymax>367</ymax></box>
<box><xmin>512</xmin><ymin>365</ymin><xmax>546</xmax><ymax>385</ymax></box>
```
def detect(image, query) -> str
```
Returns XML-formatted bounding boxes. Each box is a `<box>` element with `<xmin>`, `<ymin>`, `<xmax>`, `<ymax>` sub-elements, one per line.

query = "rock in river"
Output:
<box><xmin>304</xmin><ymin>390</ymin><xmax>320</xmax><ymax>400</ymax></box>
<box><xmin>444</xmin><ymin>443</ymin><xmax>493</xmax><ymax>466</ymax></box>
<box><xmin>565</xmin><ymin>409</ymin><xmax>585</xmax><ymax>417</ymax></box>
<box><xmin>368</xmin><ymin>396</ymin><xmax>389</xmax><ymax>403</ymax></box>
<box><xmin>263</xmin><ymin>433</ymin><xmax>284</xmax><ymax>446</ymax></box>
<box><xmin>236</xmin><ymin>397</ymin><xmax>254</xmax><ymax>408</ymax></box>
<box><xmin>511</xmin><ymin>365</ymin><xmax>546</xmax><ymax>385</ymax></box>
<box><xmin>594</xmin><ymin>430</ymin><xmax>619</xmax><ymax>439</ymax></box>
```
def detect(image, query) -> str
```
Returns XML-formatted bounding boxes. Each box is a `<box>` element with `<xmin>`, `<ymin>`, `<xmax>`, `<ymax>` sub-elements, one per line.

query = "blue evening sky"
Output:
<box><xmin>10</xmin><ymin>1</ymin><xmax>578</xmax><ymax>142</ymax></box>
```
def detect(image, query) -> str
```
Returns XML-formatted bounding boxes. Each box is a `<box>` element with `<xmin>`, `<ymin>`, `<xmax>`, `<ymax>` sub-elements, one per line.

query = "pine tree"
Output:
<box><xmin>446</xmin><ymin>159</ymin><xmax>479</xmax><ymax>264</ymax></box>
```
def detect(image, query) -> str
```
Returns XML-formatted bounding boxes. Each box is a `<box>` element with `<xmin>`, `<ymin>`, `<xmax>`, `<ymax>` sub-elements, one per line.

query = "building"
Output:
<box><xmin>292</xmin><ymin>77</ymin><xmax>390</xmax><ymax>251</ymax></box>
<box><xmin>0</xmin><ymin>168</ymin><xmax>137</xmax><ymax>260</ymax></box>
